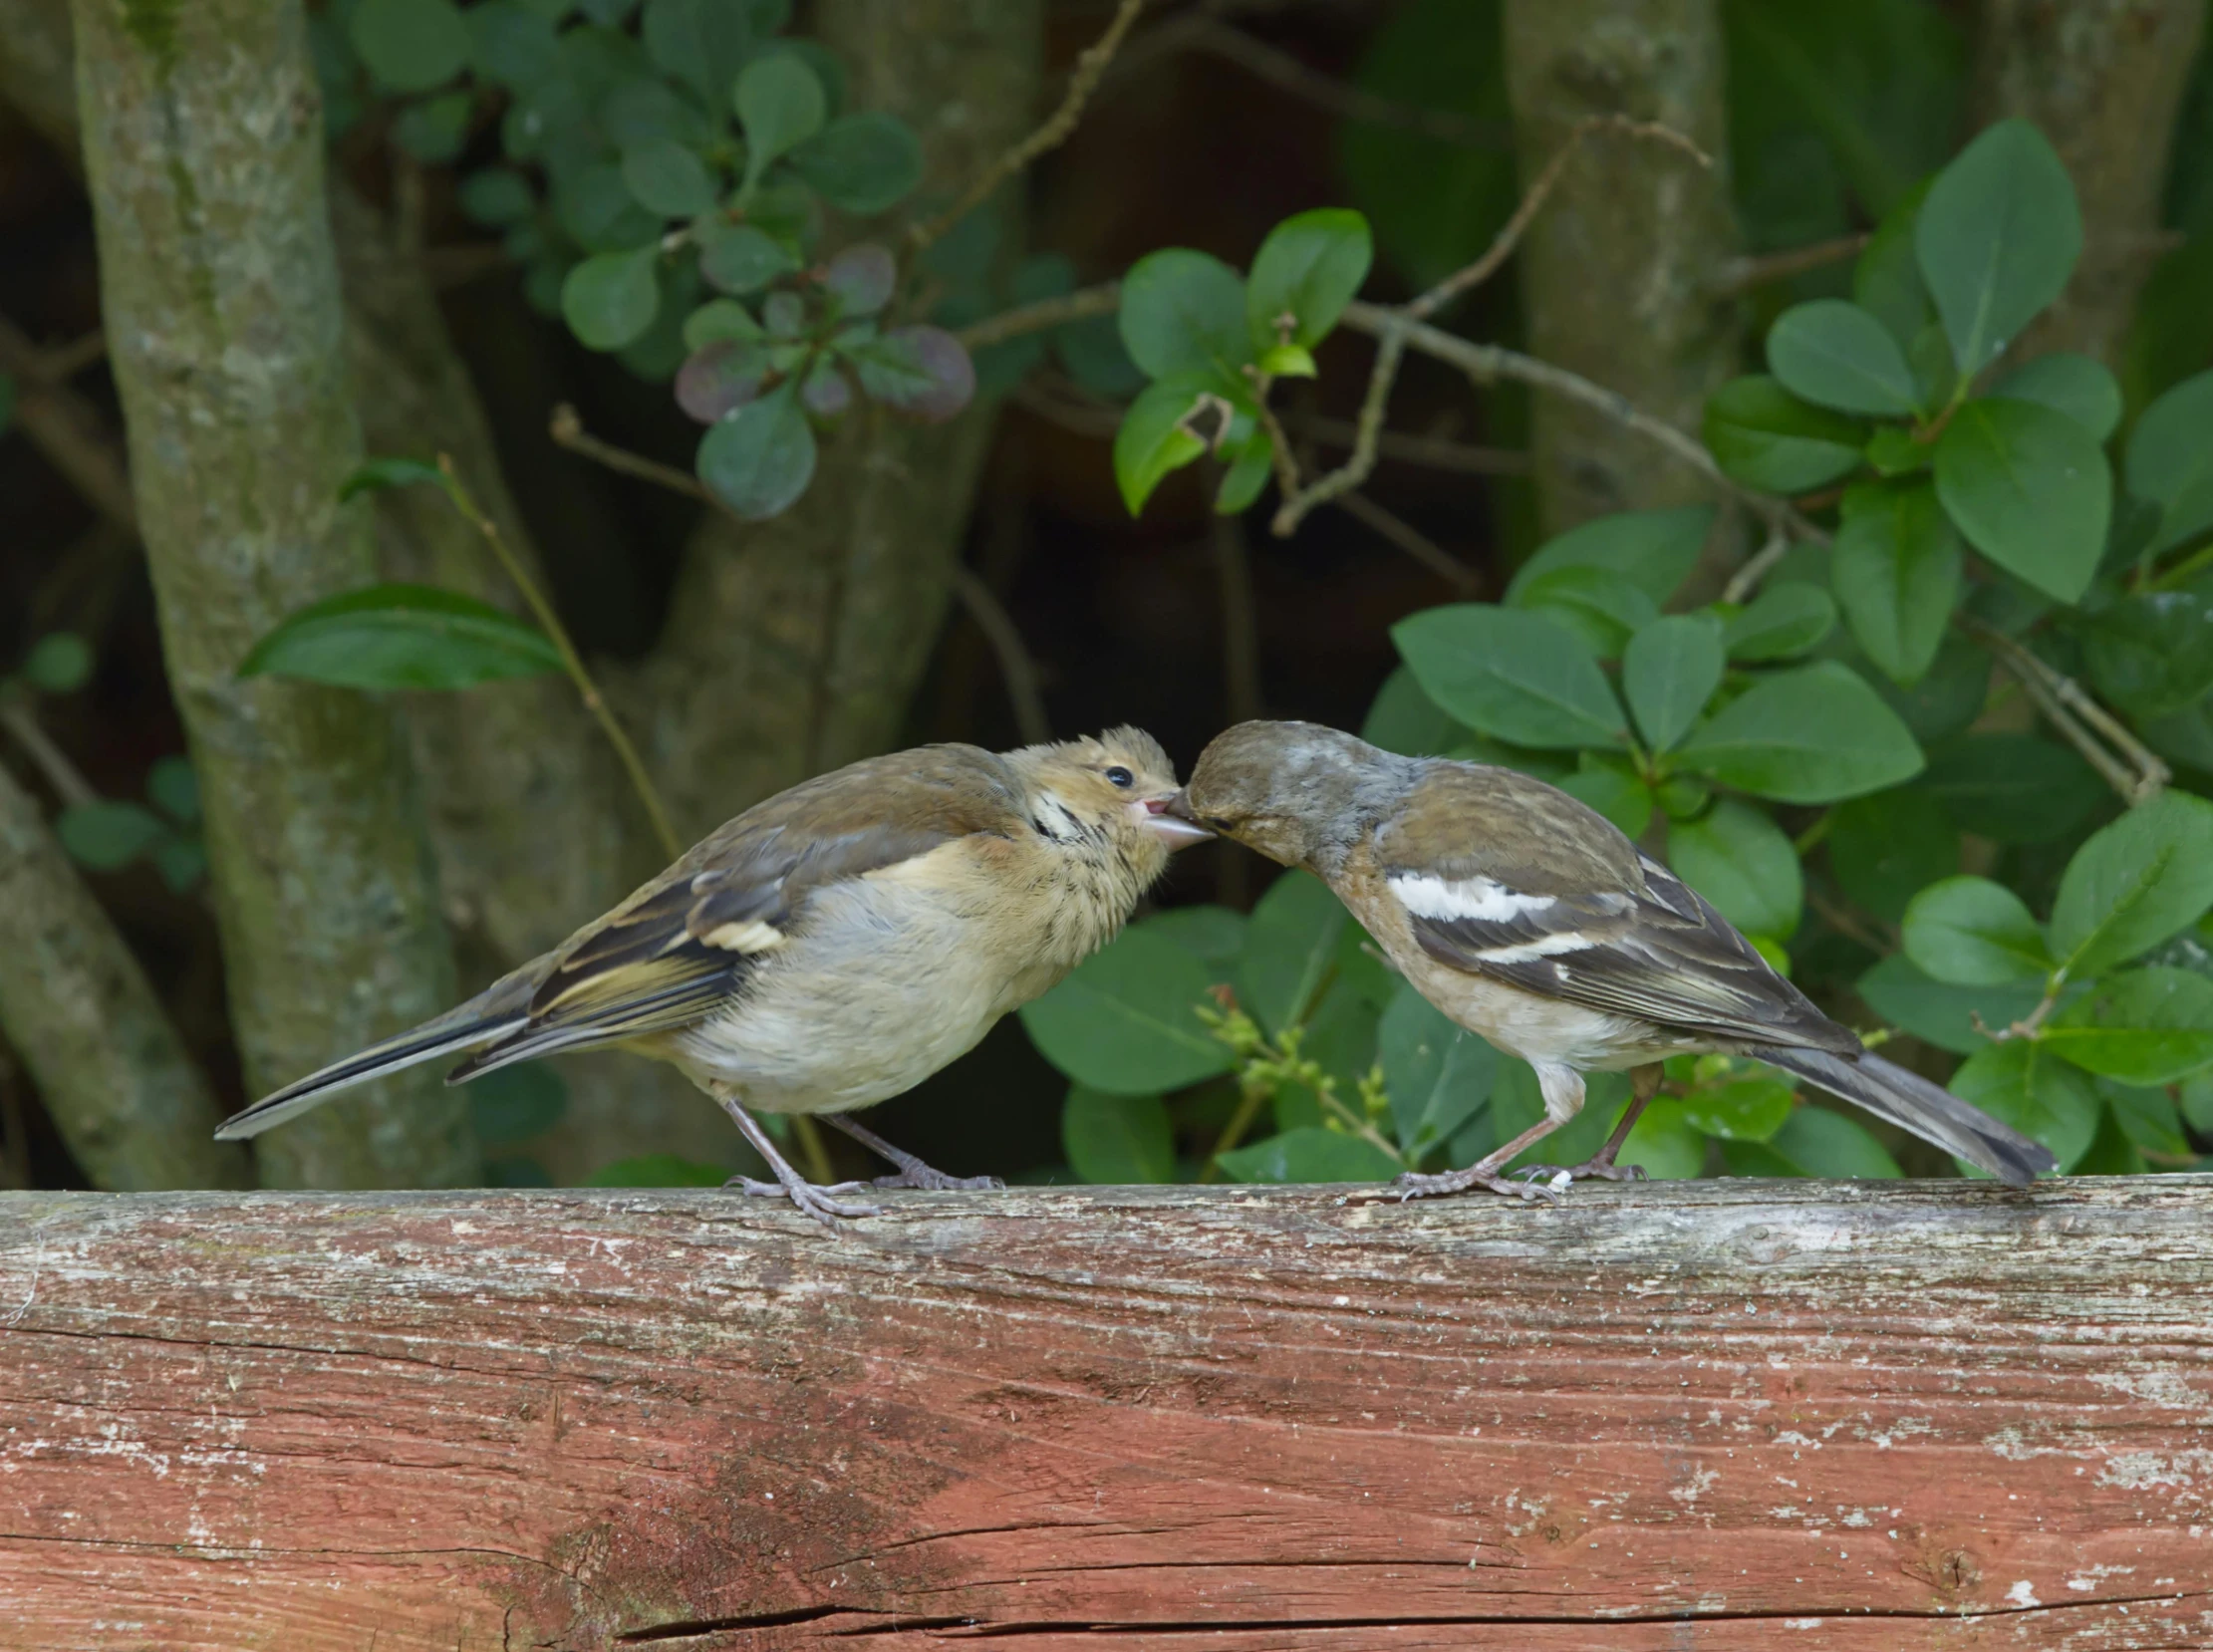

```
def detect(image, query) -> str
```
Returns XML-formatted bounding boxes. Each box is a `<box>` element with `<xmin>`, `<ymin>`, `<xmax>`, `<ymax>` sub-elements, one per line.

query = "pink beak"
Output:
<box><xmin>1135</xmin><ymin>795</ymin><xmax>1214</xmax><ymax>850</ymax></box>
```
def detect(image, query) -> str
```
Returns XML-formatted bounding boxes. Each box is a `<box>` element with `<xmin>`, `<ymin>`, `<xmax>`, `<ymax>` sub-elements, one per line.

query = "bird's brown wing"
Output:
<box><xmin>1374</xmin><ymin>763</ymin><xmax>1855</xmax><ymax>1053</ymax></box>
<box><xmin>447</xmin><ymin>745</ymin><xmax>1028</xmax><ymax>1077</ymax></box>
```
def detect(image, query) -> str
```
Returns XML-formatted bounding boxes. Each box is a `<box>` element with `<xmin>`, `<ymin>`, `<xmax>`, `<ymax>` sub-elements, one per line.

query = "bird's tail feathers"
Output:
<box><xmin>213</xmin><ymin>973</ymin><xmax>536</xmax><ymax>1142</ymax></box>
<box><xmin>1749</xmin><ymin>1044</ymin><xmax>2059</xmax><ymax>1186</ymax></box>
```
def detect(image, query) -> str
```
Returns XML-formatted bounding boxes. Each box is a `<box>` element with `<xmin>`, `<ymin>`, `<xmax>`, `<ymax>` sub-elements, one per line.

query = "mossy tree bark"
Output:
<box><xmin>1502</xmin><ymin>0</ymin><xmax>1745</xmax><ymax>535</ymax></box>
<box><xmin>1972</xmin><ymin>0</ymin><xmax>2209</xmax><ymax>370</ymax></box>
<box><xmin>69</xmin><ymin>0</ymin><xmax>476</xmax><ymax>1189</ymax></box>
<box><xmin>0</xmin><ymin>764</ymin><xmax>248</xmax><ymax>1191</ymax></box>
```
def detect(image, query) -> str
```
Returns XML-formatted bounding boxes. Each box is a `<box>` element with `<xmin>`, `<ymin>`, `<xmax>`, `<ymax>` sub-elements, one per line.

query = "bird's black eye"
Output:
<box><xmin>1104</xmin><ymin>765</ymin><xmax>1134</xmax><ymax>788</ymax></box>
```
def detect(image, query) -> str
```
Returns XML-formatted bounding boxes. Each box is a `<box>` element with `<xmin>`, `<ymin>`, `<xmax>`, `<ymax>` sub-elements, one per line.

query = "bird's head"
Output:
<box><xmin>1005</xmin><ymin>724</ymin><xmax>1213</xmax><ymax>882</ymax></box>
<box><xmin>1168</xmin><ymin>719</ymin><xmax>1395</xmax><ymax>872</ymax></box>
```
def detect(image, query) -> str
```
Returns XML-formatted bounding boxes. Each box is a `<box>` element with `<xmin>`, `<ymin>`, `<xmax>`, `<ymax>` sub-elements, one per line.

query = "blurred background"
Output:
<box><xmin>1</xmin><ymin>0</ymin><xmax>2208</xmax><ymax>1194</ymax></box>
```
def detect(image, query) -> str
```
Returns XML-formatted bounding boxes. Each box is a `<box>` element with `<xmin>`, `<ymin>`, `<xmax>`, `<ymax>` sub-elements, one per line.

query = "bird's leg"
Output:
<box><xmin>711</xmin><ymin>1090</ymin><xmax>882</xmax><ymax>1225</ymax></box>
<box><xmin>1519</xmin><ymin>1062</ymin><xmax>1661</xmax><ymax>1185</ymax></box>
<box><xmin>1344</xmin><ymin>1115</ymin><xmax>1568</xmax><ymax>1205</ymax></box>
<box><xmin>825</xmin><ymin>1114</ymin><xmax>1003</xmax><ymax>1192</ymax></box>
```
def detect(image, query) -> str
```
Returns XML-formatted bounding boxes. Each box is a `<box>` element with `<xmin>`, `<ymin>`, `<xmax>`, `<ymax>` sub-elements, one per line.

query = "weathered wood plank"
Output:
<box><xmin>2</xmin><ymin>1178</ymin><xmax>2211</xmax><ymax>1650</ymax></box>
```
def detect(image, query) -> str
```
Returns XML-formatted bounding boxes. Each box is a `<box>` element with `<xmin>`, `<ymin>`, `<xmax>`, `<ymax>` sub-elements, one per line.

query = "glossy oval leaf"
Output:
<box><xmin>2082</xmin><ymin>582</ymin><xmax>2213</xmax><ymax>720</ymax></box>
<box><xmin>1766</xmin><ymin>299</ymin><xmax>1919</xmax><ymax>416</ymax></box>
<box><xmin>1622</xmin><ymin>613</ymin><xmax>1725</xmax><ymax>753</ymax></box>
<box><xmin>1669</xmin><ymin>798</ymin><xmax>1802</xmax><ymax>941</ymax></box>
<box><xmin>1730</xmin><ymin>1104</ymin><xmax>1902</xmax><ymax>1179</ymax></box>
<box><xmin>1829</xmin><ymin>479</ymin><xmax>1961</xmax><ymax>685</ymax></box>
<box><xmin>1245</xmin><ymin>208</ymin><xmax>1372</xmax><ymax>354</ymax></box>
<box><xmin>1914</xmin><ymin>118</ymin><xmax>2082</xmax><ymax>377</ymax></box>
<box><xmin>1825</xmin><ymin>787</ymin><xmax>1958</xmax><ymax>926</ymax></box>
<box><xmin>2045</xmin><ymin>967</ymin><xmax>2213</xmax><ymax>1086</ymax></box>
<box><xmin>1901</xmin><ymin>876</ymin><xmax>2050</xmax><ymax>986</ymax></box>
<box><xmin>1239</xmin><ymin>871</ymin><xmax>1349</xmax><ymax>1037</ymax></box>
<box><xmin>789</xmin><ymin>113</ymin><xmax>925</xmax><ymax>215</ymax></box>
<box><xmin>1112</xmin><ymin>372</ymin><xmax>1219</xmax><ymax>515</ymax></box>
<box><xmin>733</xmin><ymin>53</ymin><xmax>826</xmax><ymax>181</ymax></box>
<box><xmin>695</xmin><ymin>384</ymin><xmax>817</xmax><ymax>519</ymax></box>
<box><xmin>621</xmin><ymin>138</ymin><xmax>716</xmax><ymax>217</ymax></box>
<box><xmin>1062</xmin><ymin>1085</ymin><xmax>1177</xmax><ymax>1184</ymax></box>
<box><xmin>1391</xmin><ymin>604</ymin><xmax>1628</xmax><ymax>750</ymax></box>
<box><xmin>1947</xmin><ymin>1038</ymin><xmax>2100</xmax><ymax>1173</ymax></box>
<box><xmin>2125</xmin><ymin>369</ymin><xmax>2213</xmax><ymax>557</ymax></box>
<box><xmin>1704</xmin><ymin>376</ymin><xmax>1868</xmax><ymax>494</ymax></box>
<box><xmin>1506</xmin><ymin>505</ymin><xmax>1715</xmax><ymax>607</ymax></box>
<box><xmin>850</xmin><ymin>327</ymin><xmax>975</xmax><ymax>422</ymax></box>
<box><xmin>561</xmin><ymin>246</ymin><xmax>662</xmax><ymax>351</ymax></box>
<box><xmin>1119</xmin><ymin>249</ymin><xmax>1251</xmax><ymax>383</ymax></box>
<box><xmin>1989</xmin><ymin>352</ymin><xmax>2121</xmax><ymax>443</ymax></box>
<box><xmin>349</xmin><ymin>0</ymin><xmax>469</xmax><ymax>93</ymax></box>
<box><xmin>1916</xmin><ymin>732</ymin><xmax>2105</xmax><ymax>844</ymax></box>
<box><xmin>1379</xmin><ymin>979</ymin><xmax>1497</xmax><ymax>1160</ymax></box>
<box><xmin>1855</xmin><ymin>953</ymin><xmax>2059</xmax><ymax>1056</ymax></box>
<box><xmin>1217</xmin><ymin>1125</ymin><xmax>1400</xmax><ymax>1186</ymax></box>
<box><xmin>1675</xmin><ymin>661</ymin><xmax>1925</xmax><ymax>803</ymax></box>
<box><xmin>1514</xmin><ymin>565</ymin><xmax>1658</xmax><ymax>659</ymax></box>
<box><xmin>1020</xmin><ymin>925</ymin><xmax>1234</xmax><ymax>1095</ymax></box>
<box><xmin>1723</xmin><ymin>580</ymin><xmax>1835</xmax><ymax>662</ymax></box>
<box><xmin>2049</xmin><ymin>788</ymin><xmax>2213</xmax><ymax>978</ymax></box>
<box><xmin>1934</xmin><ymin>397</ymin><xmax>2110</xmax><ymax>604</ymax></box>
<box><xmin>237</xmin><ymin>583</ymin><xmax>561</xmax><ymax>690</ymax></box>
<box><xmin>698</xmin><ymin>223</ymin><xmax>797</xmax><ymax>295</ymax></box>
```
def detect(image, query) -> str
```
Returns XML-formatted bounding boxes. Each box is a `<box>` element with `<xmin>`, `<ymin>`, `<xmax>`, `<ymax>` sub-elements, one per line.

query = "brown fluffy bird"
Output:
<box><xmin>216</xmin><ymin>728</ymin><xmax>1211</xmax><ymax>1221</ymax></box>
<box><xmin>1172</xmin><ymin>719</ymin><xmax>2056</xmax><ymax>1199</ymax></box>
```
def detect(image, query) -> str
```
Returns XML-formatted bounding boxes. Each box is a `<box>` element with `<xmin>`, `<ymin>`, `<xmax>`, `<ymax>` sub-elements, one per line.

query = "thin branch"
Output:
<box><xmin>1332</xmin><ymin>490</ymin><xmax>1481</xmax><ymax>594</ymax></box>
<box><xmin>952</xmin><ymin>568</ymin><xmax>1051</xmax><ymax>746</ymax></box>
<box><xmin>1300</xmin><ymin>417</ymin><xmax>1528</xmax><ymax>477</ymax></box>
<box><xmin>32</xmin><ymin>330</ymin><xmax>109</xmax><ymax>382</ymax></box>
<box><xmin>955</xmin><ymin>284</ymin><xmax>1122</xmax><ymax>351</ymax></box>
<box><xmin>908</xmin><ymin>0</ymin><xmax>1149</xmax><ymax>256</ymax></box>
<box><xmin>1721</xmin><ymin>527</ymin><xmax>1792</xmax><ymax>607</ymax></box>
<box><xmin>1266</xmin><ymin>322</ymin><xmax>1404</xmax><ymax>534</ymax></box>
<box><xmin>1709</xmin><ymin>233</ymin><xmax>1870</xmax><ymax>297</ymax></box>
<box><xmin>0</xmin><ymin>696</ymin><xmax>101</xmax><ymax>809</ymax></box>
<box><xmin>1405</xmin><ymin>115</ymin><xmax>1711</xmax><ymax>323</ymax></box>
<box><xmin>0</xmin><ymin>311</ymin><xmax>138</xmax><ymax>537</ymax></box>
<box><xmin>549</xmin><ymin>403</ymin><xmax>709</xmax><ymax>501</ymax></box>
<box><xmin>1954</xmin><ymin>613</ymin><xmax>2170</xmax><ymax>806</ymax></box>
<box><xmin>434</xmin><ymin>454</ymin><xmax>684</xmax><ymax>861</ymax></box>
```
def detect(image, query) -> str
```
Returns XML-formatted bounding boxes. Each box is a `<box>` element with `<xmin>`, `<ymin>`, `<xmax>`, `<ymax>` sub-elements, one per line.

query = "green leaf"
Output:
<box><xmin>237</xmin><ymin>583</ymin><xmax>561</xmax><ymax>690</ymax></box>
<box><xmin>1855</xmin><ymin>953</ymin><xmax>2055</xmax><ymax>1055</ymax></box>
<box><xmin>1766</xmin><ymin>299</ymin><xmax>1920</xmax><ymax>416</ymax></box>
<box><xmin>821</xmin><ymin>244</ymin><xmax>896</xmax><ymax>317</ymax></box>
<box><xmin>1933</xmin><ymin>398</ymin><xmax>2111</xmax><ymax>604</ymax></box>
<box><xmin>1916</xmin><ymin>733</ymin><xmax>2104</xmax><ymax>844</ymax></box>
<box><xmin>469</xmin><ymin>1065</ymin><xmax>569</xmax><ymax>1144</ymax></box>
<box><xmin>1557</xmin><ymin>763</ymin><xmax>1655</xmax><ymax>840</ymax></box>
<box><xmin>2045</xmin><ymin>967</ymin><xmax>2213</xmax><ymax>1086</ymax></box>
<box><xmin>1989</xmin><ymin>353</ymin><xmax>2121</xmax><ymax>443</ymax></box>
<box><xmin>1215</xmin><ymin>435</ymin><xmax>1271</xmax><ymax>515</ymax></box>
<box><xmin>1673</xmin><ymin>1073</ymin><xmax>1795</xmax><ymax>1143</ymax></box>
<box><xmin>2124</xmin><ymin>369</ymin><xmax>2213</xmax><ymax>556</ymax></box>
<box><xmin>561</xmin><ymin>246</ymin><xmax>662</xmax><ymax>351</ymax></box>
<box><xmin>621</xmin><ymin>138</ymin><xmax>716</xmax><ymax>217</ymax></box>
<box><xmin>1512</xmin><ymin>566</ymin><xmax>1657</xmax><ymax>659</ymax></box>
<box><xmin>1140</xmin><ymin>906</ymin><xmax>1247</xmax><ymax>969</ymax></box>
<box><xmin>394</xmin><ymin>91</ymin><xmax>474</xmax><ymax>162</ymax></box>
<box><xmin>1704</xmin><ymin>376</ymin><xmax>1868</xmax><ymax>494</ymax></box>
<box><xmin>1863</xmin><ymin>424</ymin><xmax>1930</xmax><ymax>479</ymax></box>
<box><xmin>1901</xmin><ymin>876</ymin><xmax>2051</xmax><ymax>985</ymax></box>
<box><xmin>459</xmin><ymin>167</ymin><xmax>538</xmax><ymax>227</ymax></box>
<box><xmin>2081</xmin><ymin>583</ymin><xmax>2213</xmax><ymax>720</ymax></box>
<box><xmin>695</xmin><ymin>383</ymin><xmax>817</xmax><ymax>520</ymax></box>
<box><xmin>145</xmin><ymin>755</ymin><xmax>198</xmax><ymax>826</ymax></box>
<box><xmin>1505</xmin><ymin>505</ymin><xmax>1714</xmax><ymax>607</ymax></box>
<box><xmin>1379</xmin><ymin>979</ymin><xmax>1496</xmax><ymax>1159</ymax></box>
<box><xmin>1853</xmin><ymin>182</ymin><xmax>1934</xmax><ymax>349</ymax></box>
<box><xmin>1118</xmin><ymin>249</ymin><xmax>1251</xmax><ymax>384</ymax></box>
<box><xmin>1668</xmin><ymin>799</ymin><xmax>1802</xmax><ymax>941</ymax></box>
<box><xmin>2049</xmin><ymin>789</ymin><xmax>2213</xmax><ymax>977</ymax></box>
<box><xmin>1062</xmin><ymin>1086</ymin><xmax>1176</xmax><ymax>1184</ymax></box>
<box><xmin>1218</xmin><ymin>1126</ymin><xmax>1400</xmax><ymax>1185</ymax></box>
<box><xmin>697</xmin><ymin>223</ymin><xmax>796</xmax><ymax>295</ymax></box>
<box><xmin>1948</xmin><ymin>1037</ymin><xmax>2100</xmax><ymax>1172</ymax></box>
<box><xmin>1914</xmin><ymin>119</ymin><xmax>2082</xmax><ymax>376</ymax></box>
<box><xmin>1723</xmin><ymin>581</ymin><xmax>1836</xmax><ymax>662</ymax></box>
<box><xmin>22</xmin><ymin>633</ymin><xmax>93</xmax><ymax>694</ymax></box>
<box><xmin>339</xmin><ymin>456</ymin><xmax>447</xmax><ymax>501</ymax></box>
<box><xmin>850</xmin><ymin>327</ymin><xmax>974</xmax><ymax>422</ymax></box>
<box><xmin>55</xmin><ymin>801</ymin><xmax>165</xmax><ymax>872</ymax></box>
<box><xmin>1239</xmin><ymin>871</ymin><xmax>1349</xmax><ymax>1037</ymax></box>
<box><xmin>733</xmin><ymin>53</ymin><xmax>825</xmax><ymax>185</ymax></box>
<box><xmin>789</xmin><ymin>113</ymin><xmax>925</xmax><ymax>215</ymax></box>
<box><xmin>586</xmin><ymin>1153</ymin><xmax>728</xmax><ymax>1187</ymax></box>
<box><xmin>1830</xmin><ymin>479</ymin><xmax>1962</xmax><ymax>685</ymax></box>
<box><xmin>1245</xmin><ymin>208</ymin><xmax>1372</xmax><ymax>354</ymax></box>
<box><xmin>1676</xmin><ymin>661</ymin><xmax>1925</xmax><ymax>803</ymax></box>
<box><xmin>1020</xmin><ymin>926</ymin><xmax>1233</xmax><ymax>1095</ymax></box>
<box><xmin>1825</xmin><ymin>788</ymin><xmax>1957</xmax><ymax>925</ymax></box>
<box><xmin>1360</xmin><ymin>666</ymin><xmax>1463</xmax><ymax>757</ymax></box>
<box><xmin>465</xmin><ymin>1</ymin><xmax>560</xmax><ymax>88</ymax></box>
<box><xmin>681</xmin><ymin>298</ymin><xmax>763</xmax><ymax>353</ymax></box>
<box><xmin>1392</xmin><ymin>605</ymin><xmax>1627</xmax><ymax>750</ymax></box>
<box><xmin>1112</xmin><ymin>372</ymin><xmax>1218</xmax><ymax>516</ymax></box>
<box><xmin>1729</xmin><ymin>1106</ymin><xmax>1902</xmax><ymax>1179</ymax></box>
<box><xmin>349</xmin><ymin>0</ymin><xmax>469</xmax><ymax>93</ymax></box>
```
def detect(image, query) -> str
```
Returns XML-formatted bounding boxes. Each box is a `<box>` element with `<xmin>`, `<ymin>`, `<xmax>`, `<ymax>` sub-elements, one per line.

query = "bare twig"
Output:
<box><xmin>0</xmin><ymin>697</ymin><xmax>100</xmax><ymax>809</ymax></box>
<box><xmin>1709</xmin><ymin>233</ymin><xmax>1870</xmax><ymax>297</ymax></box>
<box><xmin>433</xmin><ymin>454</ymin><xmax>683</xmax><ymax>861</ymax></box>
<box><xmin>1332</xmin><ymin>491</ymin><xmax>1481</xmax><ymax>594</ymax></box>
<box><xmin>31</xmin><ymin>330</ymin><xmax>109</xmax><ymax>382</ymax></box>
<box><xmin>1266</xmin><ymin>322</ymin><xmax>1404</xmax><ymax>533</ymax></box>
<box><xmin>1405</xmin><ymin>116</ymin><xmax>1711</xmax><ymax>323</ymax></box>
<box><xmin>1721</xmin><ymin>528</ymin><xmax>1792</xmax><ymax>606</ymax></box>
<box><xmin>0</xmin><ymin>311</ymin><xmax>138</xmax><ymax>537</ymax></box>
<box><xmin>1301</xmin><ymin>416</ymin><xmax>1528</xmax><ymax>477</ymax></box>
<box><xmin>909</xmin><ymin>0</ymin><xmax>1148</xmax><ymax>256</ymax></box>
<box><xmin>549</xmin><ymin>403</ymin><xmax>709</xmax><ymax>502</ymax></box>
<box><xmin>1954</xmin><ymin>612</ymin><xmax>2169</xmax><ymax>806</ymax></box>
<box><xmin>952</xmin><ymin>568</ymin><xmax>1051</xmax><ymax>746</ymax></box>
<box><xmin>955</xmin><ymin>284</ymin><xmax>1123</xmax><ymax>351</ymax></box>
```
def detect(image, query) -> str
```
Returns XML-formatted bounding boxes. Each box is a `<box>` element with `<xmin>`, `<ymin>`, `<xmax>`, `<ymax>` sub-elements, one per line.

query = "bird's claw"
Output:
<box><xmin>725</xmin><ymin>1173</ymin><xmax>883</xmax><ymax>1225</ymax></box>
<box><xmin>872</xmin><ymin>1168</ymin><xmax>1004</xmax><ymax>1192</ymax></box>
<box><xmin>1341</xmin><ymin>1166</ymin><xmax>1562</xmax><ymax>1206</ymax></box>
<box><xmin>1520</xmin><ymin>1157</ymin><xmax>1647</xmax><ymax>1185</ymax></box>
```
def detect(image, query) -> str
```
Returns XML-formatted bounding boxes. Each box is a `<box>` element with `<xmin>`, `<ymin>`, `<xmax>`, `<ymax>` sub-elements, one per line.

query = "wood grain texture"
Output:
<box><xmin>3</xmin><ymin>1177</ymin><xmax>2211</xmax><ymax>1650</ymax></box>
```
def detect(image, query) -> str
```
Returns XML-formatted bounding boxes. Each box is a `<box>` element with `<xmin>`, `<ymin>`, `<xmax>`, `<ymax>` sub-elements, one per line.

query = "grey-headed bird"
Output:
<box><xmin>218</xmin><ymin>728</ymin><xmax>1211</xmax><ymax>1222</ymax></box>
<box><xmin>1171</xmin><ymin>719</ymin><xmax>2055</xmax><ymax>1200</ymax></box>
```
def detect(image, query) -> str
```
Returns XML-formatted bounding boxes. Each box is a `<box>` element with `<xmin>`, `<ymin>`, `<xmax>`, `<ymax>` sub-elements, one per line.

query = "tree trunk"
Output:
<box><xmin>1502</xmin><ymin>0</ymin><xmax>1745</xmax><ymax>534</ymax></box>
<box><xmin>637</xmin><ymin>0</ymin><xmax>1043</xmax><ymax>833</ymax></box>
<box><xmin>0</xmin><ymin>764</ymin><xmax>247</xmax><ymax>1191</ymax></box>
<box><xmin>1972</xmin><ymin>0</ymin><xmax>2208</xmax><ymax>370</ymax></box>
<box><xmin>69</xmin><ymin>0</ymin><xmax>475</xmax><ymax>1189</ymax></box>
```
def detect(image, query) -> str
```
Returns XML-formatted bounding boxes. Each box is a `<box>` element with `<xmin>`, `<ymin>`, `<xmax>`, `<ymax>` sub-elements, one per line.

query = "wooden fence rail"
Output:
<box><xmin>3</xmin><ymin>1177</ymin><xmax>2212</xmax><ymax>1650</ymax></box>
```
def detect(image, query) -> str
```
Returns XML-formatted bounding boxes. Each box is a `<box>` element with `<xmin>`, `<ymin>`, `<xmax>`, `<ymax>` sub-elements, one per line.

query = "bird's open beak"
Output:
<box><xmin>1135</xmin><ymin>793</ymin><xmax>1214</xmax><ymax>849</ymax></box>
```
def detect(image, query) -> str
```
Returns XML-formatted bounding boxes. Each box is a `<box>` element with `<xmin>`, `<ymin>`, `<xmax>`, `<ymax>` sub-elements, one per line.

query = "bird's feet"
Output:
<box><xmin>1343</xmin><ymin>1165</ymin><xmax>1562</xmax><ymax>1205</ymax></box>
<box><xmin>725</xmin><ymin>1173</ymin><xmax>883</xmax><ymax>1226</ymax></box>
<box><xmin>1518</xmin><ymin>1155</ymin><xmax>1647</xmax><ymax>1186</ymax></box>
<box><xmin>871</xmin><ymin>1164</ymin><xmax>1005</xmax><ymax>1193</ymax></box>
